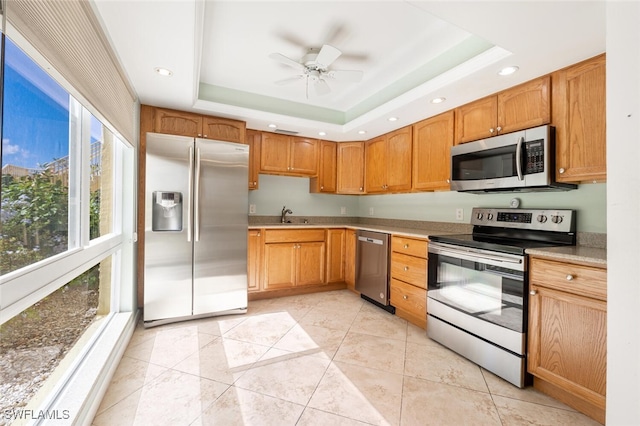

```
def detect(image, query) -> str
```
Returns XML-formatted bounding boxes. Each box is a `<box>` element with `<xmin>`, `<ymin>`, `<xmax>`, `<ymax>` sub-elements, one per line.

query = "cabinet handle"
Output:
<box><xmin>496</xmin><ymin>126</ymin><xmax>502</xmax><ymax>132</ymax></box>
<box><xmin>566</xmin><ymin>274</ymin><xmax>574</xmax><ymax>281</ymax></box>
<box><xmin>359</xmin><ymin>187</ymin><xmax>363</xmax><ymax>191</ymax></box>
<box><xmin>404</xmin><ymin>266</ymin><xmax>409</xmax><ymax>271</ymax></box>
<box><xmin>204</xmin><ymin>134</ymin><xmax>208</xmax><ymax>138</ymax></box>
<box><xmin>404</xmin><ymin>244</ymin><xmax>409</xmax><ymax>249</ymax></box>
<box><xmin>530</xmin><ymin>290</ymin><xmax>537</xmax><ymax>295</ymax></box>
<box><xmin>257</xmin><ymin>232</ymin><xmax>261</xmax><ymax>236</ymax></box>
<box><xmin>403</xmin><ymin>295</ymin><xmax>408</xmax><ymax>300</ymax></box>
<box><xmin>489</xmin><ymin>128</ymin><xmax>495</xmax><ymax>134</ymax></box>
<box><xmin>198</xmin><ymin>134</ymin><xmax>202</xmax><ymax>137</ymax></box>
<box><xmin>446</xmin><ymin>179</ymin><xmax>450</xmax><ymax>183</ymax></box>
<box><xmin>320</xmin><ymin>186</ymin><xmax>324</xmax><ymax>190</ymax></box>
<box><xmin>558</xmin><ymin>168</ymin><xmax>565</xmax><ymax>174</ymax></box>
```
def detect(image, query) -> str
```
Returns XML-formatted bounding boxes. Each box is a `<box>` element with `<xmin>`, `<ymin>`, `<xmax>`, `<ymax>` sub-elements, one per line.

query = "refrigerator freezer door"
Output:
<box><xmin>193</xmin><ymin>139</ymin><xmax>249</xmax><ymax>315</ymax></box>
<box><xmin>144</xmin><ymin>133</ymin><xmax>194</xmax><ymax>322</ymax></box>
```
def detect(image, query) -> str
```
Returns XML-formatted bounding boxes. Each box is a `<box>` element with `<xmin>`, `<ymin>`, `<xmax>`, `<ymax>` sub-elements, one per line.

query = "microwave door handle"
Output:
<box><xmin>516</xmin><ymin>136</ymin><xmax>524</xmax><ymax>181</ymax></box>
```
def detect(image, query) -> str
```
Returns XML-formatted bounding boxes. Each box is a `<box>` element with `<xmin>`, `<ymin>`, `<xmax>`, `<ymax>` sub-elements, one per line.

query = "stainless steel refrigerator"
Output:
<box><xmin>143</xmin><ymin>132</ymin><xmax>249</xmax><ymax>326</ymax></box>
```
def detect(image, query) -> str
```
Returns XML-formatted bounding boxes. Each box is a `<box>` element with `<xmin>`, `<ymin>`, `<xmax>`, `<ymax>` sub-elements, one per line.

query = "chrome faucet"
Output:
<box><xmin>281</xmin><ymin>206</ymin><xmax>293</xmax><ymax>223</ymax></box>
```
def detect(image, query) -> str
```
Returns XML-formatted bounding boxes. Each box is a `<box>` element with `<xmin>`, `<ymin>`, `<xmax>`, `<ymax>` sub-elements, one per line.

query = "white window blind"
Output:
<box><xmin>5</xmin><ymin>0</ymin><xmax>137</xmax><ymax>143</ymax></box>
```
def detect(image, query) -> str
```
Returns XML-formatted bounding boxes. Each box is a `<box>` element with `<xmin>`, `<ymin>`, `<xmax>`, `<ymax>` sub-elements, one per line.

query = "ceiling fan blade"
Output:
<box><xmin>274</xmin><ymin>75</ymin><xmax>304</xmax><ymax>86</ymax></box>
<box><xmin>269</xmin><ymin>53</ymin><xmax>305</xmax><ymax>71</ymax></box>
<box><xmin>315</xmin><ymin>44</ymin><xmax>342</xmax><ymax>68</ymax></box>
<box><xmin>314</xmin><ymin>78</ymin><xmax>331</xmax><ymax>96</ymax></box>
<box><xmin>327</xmin><ymin>69</ymin><xmax>364</xmax><ymax>83</ymax></box>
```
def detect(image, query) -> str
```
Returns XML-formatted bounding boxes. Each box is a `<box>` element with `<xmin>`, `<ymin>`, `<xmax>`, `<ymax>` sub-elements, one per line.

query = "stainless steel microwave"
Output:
<box><xmin>450</xmin><ymin>125</ymin><xmax>577</xmax><ymax>193</ymax></box>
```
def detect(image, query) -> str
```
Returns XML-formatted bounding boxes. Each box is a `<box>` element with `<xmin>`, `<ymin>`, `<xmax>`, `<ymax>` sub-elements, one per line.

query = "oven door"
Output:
<box><xmin>427</xmin><ymin>242</ymin><xmax>527</xmax><ymax>335</ymax></box>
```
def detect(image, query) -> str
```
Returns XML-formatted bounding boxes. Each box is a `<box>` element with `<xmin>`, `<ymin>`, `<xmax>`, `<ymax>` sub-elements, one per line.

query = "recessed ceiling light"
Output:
<box><xmin>431</xmin><ymin>97</ymin><xmax>446</xmax><ymax>104</ymax></box>
<box><xmin>318</xmin><ymin>131</ymin><xmax>326</xmax><ymax>136</ymax></box>
<box><xmin>154</xmin><ymin>67</ymin><xmax>173</xmax><ymax>77</ymax></box>
<box><xmin>498</xmin><ymin>66</ymin><xmax>519</xmax><ymax>76</ymax></box>
<box><xmin>268</xmin><ymin>124</ymin><xmax>277</xmax><ymax>128</ymax></box>
<box><xmin>388</xmin><ymin>117</ymin><xmax>398</xmax><ymax>122</ymax></box>
<box><xmin>358</xmin><ymin>130</ymin><xmax>367</xmax><ymax>135</ymax></box>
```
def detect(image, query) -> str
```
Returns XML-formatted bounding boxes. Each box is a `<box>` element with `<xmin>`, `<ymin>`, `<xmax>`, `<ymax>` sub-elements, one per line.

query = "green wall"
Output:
<box><xmin>249</xmin><ymin>174</ymin><xmax>606</xmax><ymax>233</ymax></box>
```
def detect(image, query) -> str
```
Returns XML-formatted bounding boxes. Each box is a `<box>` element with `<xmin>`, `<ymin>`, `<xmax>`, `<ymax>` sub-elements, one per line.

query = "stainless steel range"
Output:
<box><xmin>427</xmin><ymin>207</ymin><xmax>576</xmax><ymax>387</ymax></box>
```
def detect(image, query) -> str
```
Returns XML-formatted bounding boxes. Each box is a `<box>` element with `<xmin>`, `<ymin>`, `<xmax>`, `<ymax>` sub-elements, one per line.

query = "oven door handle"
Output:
<box><xmin>429</xmin><ymin>243</ymin><xmax>523</xmax><ymax>267</ymax></box>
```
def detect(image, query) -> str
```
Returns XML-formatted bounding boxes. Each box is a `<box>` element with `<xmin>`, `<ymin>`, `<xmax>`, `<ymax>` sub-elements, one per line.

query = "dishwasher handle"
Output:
<box><xmin>358</xmin><ymin>236</ymin><xmax>384</xmax><ymax>245</ymax></box>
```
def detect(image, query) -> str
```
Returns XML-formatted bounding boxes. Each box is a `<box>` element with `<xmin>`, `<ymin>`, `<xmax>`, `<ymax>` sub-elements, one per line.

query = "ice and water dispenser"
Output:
<box><xmin>152</xmin><ymin>191</ymin><xmax>183</xmax><ymax>231</ymax></box>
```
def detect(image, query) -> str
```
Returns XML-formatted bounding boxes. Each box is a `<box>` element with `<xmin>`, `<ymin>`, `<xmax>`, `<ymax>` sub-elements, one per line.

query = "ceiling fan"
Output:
<box><xmin>269</xmin><ymin>44</ymin><xmax>364</xmax><ymax>98</ymax></box>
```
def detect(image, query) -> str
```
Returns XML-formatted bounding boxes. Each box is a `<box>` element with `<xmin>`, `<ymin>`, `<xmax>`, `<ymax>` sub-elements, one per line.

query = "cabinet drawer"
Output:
<box><xmin>392</xmin><ymin>235</ymin><xmax>428</xmax><ymax>258</ymax></box>
<box><xmin>390</xmin><ymin>278</ymin><xmax>426</xmax><ymax>318</ymax></box>
<box><xmin>264</xmin><ymin>229</ymin><xmax>325</xmax><ymax>243</ymax></box>
<box><xmin>391</xmin><ymin>252</ymin><xmax>427</xmax><ymax>289</ymax></box>
<box><xmin>530</xmin><ymin>257</ymin><xmax>607</xmax><ymax>301</ymax></box>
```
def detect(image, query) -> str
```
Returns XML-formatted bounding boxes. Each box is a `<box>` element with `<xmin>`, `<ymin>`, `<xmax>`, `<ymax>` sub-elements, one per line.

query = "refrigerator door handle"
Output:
<box><xmin>194</xmin><ymin>146</ymin><xmax>201</xmax><ymax>242</ymax></box>
<box><xmin>187</xmin><ymin>145</ymin><xmax>194</xmax><ymax>242</ymax></box>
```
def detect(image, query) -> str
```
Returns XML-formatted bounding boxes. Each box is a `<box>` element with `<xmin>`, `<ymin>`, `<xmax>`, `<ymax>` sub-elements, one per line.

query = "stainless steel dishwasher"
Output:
<box><xmin>355</xmin><ymin>230</ymin><xmax>394</xmax><ymax>313</ymax></box>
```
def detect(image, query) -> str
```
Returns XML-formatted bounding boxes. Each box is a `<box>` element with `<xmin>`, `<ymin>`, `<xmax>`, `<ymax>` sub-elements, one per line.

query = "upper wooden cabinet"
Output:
<box><xmin>246</xmin><ymin>129</ymin><xmax>261</xmax><ymax>190</ymax></box>
<box><xmin>455</xmin><ymin>76</ymin><xmax>551</xmax><ymax>144</ymax></box>
<box><xmin>552</xmin><ymin>54</ymin><xmax>606</xmax><ymax>183</ymax></box>
<box><xmin>310</xmin><ymin>141</ymin><xmax>337</xmax><ymax>193</ymax></box>
<box><xmin>336</xmin><ymin>142</ymin><xmax>365</xmax><ymax>194</ymax></box>
<box><xmin>365</xmin><ymin>126</ymin><xmax>413</xmax><ymax>193</ymax></box>
<box><xmin>412</xmin><ymin>111</ymin><xmax>454</xmax><ymax>191</ymax></box>
<box><xmin>260</xmin><ymin>133</ymin><xmax>318</xmax><ymax>177</ymax></box>
<box><xmin>153</xmin><ymin>107</ymin><xmax>245</xmax><ymax>143</ymax></box>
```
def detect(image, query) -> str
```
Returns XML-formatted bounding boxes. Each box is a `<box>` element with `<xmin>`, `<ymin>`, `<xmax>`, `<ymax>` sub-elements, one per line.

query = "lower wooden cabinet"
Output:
<box><xmin>326</xmin><ymin>229</ymin><xmax>345</xmax><ymax>283</ymax></box>
<box><xmin>528</xmin><ymin>256</ymin><xmax>607</xmax><ymax>424</ymax></box>
<box><xmin>344</xmin><ymin>229</ymin><xmax>356</xmax><ymax>290</ymax></box>
<box><xmin>263</xmin><ymin>230</ymin><xmax>326</xmax><ymax>290</ymax></box>
<box><xmin>247</xmin><ymin>229</ymin><xmax>263</xmax><ymax>292</ymax></box>
<box><xmin>389</xmin><ymin>235</ymin><xmax>428</xmax><ymax>328</ymax></box>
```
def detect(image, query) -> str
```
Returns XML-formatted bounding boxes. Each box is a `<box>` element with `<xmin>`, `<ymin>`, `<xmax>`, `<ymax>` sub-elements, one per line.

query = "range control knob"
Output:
<box><xmin>476</xmin><ymin>212</ymin><xmax>484</xmax><ymax>220</ymax></box>
<box><xmin>537</xmin><ymin>214</ymin><xmax>548</xmax><ymax>223</ymax></box>
<box><xmin>487</xmin><ymin>213</ymin><xmax>494</xmax><ymax>220</ymax></box>
<box><xmin>551</xmin><ymin>215</ymin><xmax>563</xmax><ymax>224</ymax></box>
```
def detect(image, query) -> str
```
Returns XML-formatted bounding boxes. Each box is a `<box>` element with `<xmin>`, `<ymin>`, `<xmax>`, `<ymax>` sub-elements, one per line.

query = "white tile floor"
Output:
<box><xmin>93</xmin><ymin>290</ymin><xmax>601</xmax><ymax>425</ymax></box>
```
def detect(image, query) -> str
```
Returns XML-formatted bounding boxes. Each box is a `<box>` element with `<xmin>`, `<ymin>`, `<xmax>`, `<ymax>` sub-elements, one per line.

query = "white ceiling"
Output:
<box><xmin>92</xmin><ymin>0</ymin><xmax>606</xmax><ymax>142</ymax></box>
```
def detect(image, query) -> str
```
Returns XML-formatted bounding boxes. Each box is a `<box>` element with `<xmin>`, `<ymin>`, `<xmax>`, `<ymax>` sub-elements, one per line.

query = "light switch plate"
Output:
<box><xmin>249</xmin><ymin>204</ymin><xmax>256</xmax><ymax>214</ymax></box>
<box><xmin>456</xmin><ymin>208</ymin><xmax>464</xmax><ymax>221</ymax></box>
<box><xmin>340</xmin><ymin>206</ymin><xmax>347</xmax><ymax>215</ymax></box>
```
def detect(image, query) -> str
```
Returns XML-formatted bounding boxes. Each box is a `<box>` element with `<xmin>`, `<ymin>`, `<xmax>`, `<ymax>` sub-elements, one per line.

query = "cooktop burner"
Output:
<box><xmin>430</xmin><ymin>207</ymin><xmax>577</xmax><ymax>255</ymax></box>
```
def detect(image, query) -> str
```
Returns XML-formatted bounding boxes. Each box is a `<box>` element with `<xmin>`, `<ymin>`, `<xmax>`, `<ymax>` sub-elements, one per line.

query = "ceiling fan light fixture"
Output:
<box><xmin>318</xmin><ymin>131</ymin><xmax>327</xmax><ymax>136</ymax></box>
<box><xmin>268</xmin><ymin>123</ymin><xmax>277</xmax><ymax>128</ymax></box>
<box><xmin>498</xmin><ymin>66</ymin><xmax>519</xmax><ymax>76</ymax></box>
<box><xmin>358</xmin><ymin>130</ymin><xmax>367</xmax><ymax>135</ymax></box>
<box><xmin>154</xmin><ymin>67</ymin><xmax>173</xmax><ymax>77</ymax></box>
<box><xmin>388</xmin><ymin>117</ymin><xmax>398</xmax><ymax>122</ymax></box>
<box><xmin>431</xmin><ymin>97</ymin><xmax>446</xmax><ymax>104</ymax></box>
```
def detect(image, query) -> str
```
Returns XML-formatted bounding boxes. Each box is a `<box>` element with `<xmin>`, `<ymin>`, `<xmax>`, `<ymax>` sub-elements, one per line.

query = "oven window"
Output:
<box><xmin>428</xmin><ymin>254</ymin><xmax>525</xmax><ymax>332</ymax></box>
<box><xmin>452</xmin><ymin>145</ymin><xmax>518</xmax><ymax>180</ymax></box>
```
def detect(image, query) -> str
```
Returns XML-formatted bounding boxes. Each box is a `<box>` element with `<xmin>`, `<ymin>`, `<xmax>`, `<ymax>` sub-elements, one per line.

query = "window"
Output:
<box><xmin>1</xmin><ymin>38</ymin><xmax>73</xmax><ymax>275</ymax></box>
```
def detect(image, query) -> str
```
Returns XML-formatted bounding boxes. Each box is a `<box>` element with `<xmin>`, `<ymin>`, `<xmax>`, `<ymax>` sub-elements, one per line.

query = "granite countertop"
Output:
<box><xmin>250</xmin><ymin>221</ymin><xmax>607</xmax><ymax>267</ymax></box>
<box><xmin>526</xmin><ymin>245</ymin><xmax>607</xmax><ymax>267</ymax></box>
<box><xmin>248</xmin><ymin>223</ymin><xmax>458</xmax><ymax>239</ymax></box>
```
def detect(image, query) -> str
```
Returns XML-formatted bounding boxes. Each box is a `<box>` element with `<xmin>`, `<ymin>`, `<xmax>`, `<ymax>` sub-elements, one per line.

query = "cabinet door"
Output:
<box><xmin>202</xmin><ymin>117</ymin><xmax>246</xmax><ymax>143</ymax></box>
<box><xmin>260</xmin><ymin>133</ymin><xmax>290</xmax><ymax>173</ymax></box>
<box><xmin>454</xmin><ymin>96</ymin><xmax>497</xmax><ymax>144</ymax></box>
<box><xmin>344</xmin><ymin>229</ymin><xmax>356</xmax><ymax>288</ymax></box>
<box><xmin>386</xmin><ymin>126</ymin><xmax>413</xmax><ymax>192</ymax></box>
<box><xmin>311</xmin><ymin>141</ymin><xmax>337</xmax><ymax>193</ymax></box>
<box><xmin>247</xmin><ymin>230</ymin><xmax>263</xmax><ymax>292</ymax></box>
<box><xmin>154</xmin><ymin>108</ymin><xmax>203</xmax><ymax>137</ymax></box>
<box><xmin>412</xmin><ymin>111</ymin><xmax>454</xmax><ymax>191</ymax></box>
<box><xmin>297</xmin><ymin>242</ymin><xmax>326</xmax><ymax>286</ymax></box>
<box><xmin>263</xmin><ymin>243</ymin><xmax>296</xmax><ymax>290</ymax></box>
<box><xmin>364</xmin><ymin>136</ymin><xmax>387</xmax><ymax>193</ymax></box>
<box><xmin>246</xmin><ymin>130</ymin><xmax>261</xmax><ymax>190</ymax></box>
<box><xmin>528</xmin><ymin>285</ymin><xmax>607</xmax><ymax>416</ymax></box>
<box><xmin>553</xmin><ymin>54</ymin><xmax>606</xmax><ymax>183</ymax></box>
<box><xmin>326</xmin><ymin>229</ymin><xmax>345</xmax><ymax>283</ymax></box>
<box><xmin>498</xmin><ymin>75</ymin><xmax>550</xmax><ymax>134</ymax></box>
<box><xmin>337</xmin><ymin>142</ymin><xmax>365</xmax><ymax>194</ymax></box>
<box><xmin>290</xmin><ymin>137</ymin><xmax>318</xmax><ymax>176</ymax></box>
